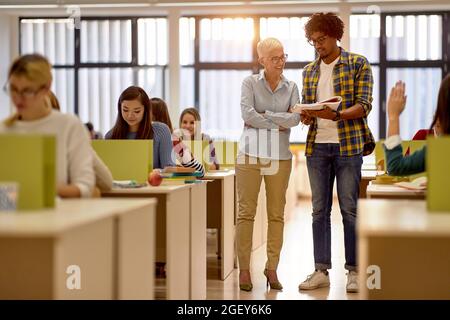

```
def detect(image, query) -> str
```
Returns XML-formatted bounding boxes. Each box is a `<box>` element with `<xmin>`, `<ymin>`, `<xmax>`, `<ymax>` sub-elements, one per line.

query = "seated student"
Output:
<box><xmin>105</xmin><ymin>86</ymin><xmax>175</xmax><ymax>169</ymax></box>
<box><xmin>176</xmin><ymin>107</ymin><xmax>220</xmax><ymax>171</ymax></box>
<box><xmin>151</xmin><ymin>97</ymin><xmax>173</xmax><ymax>132</ymax></box>
<box><xmin>85</xmin><ymin>122</ymin><xmax>103</xmax><ymax>140</ymax></box>
<box><xmin>384</xmin><ymin>75</ymin><xmax>450</xmax><ymax>175</ymax></box>
<box><xmin>0</xmin><ymin>54</ymin><xmax>95</xmax><ymax>198</ymax></box>
<box><xmin>48</xmin><ymin>91</ymin><xmax>113</xmax><ymax>193</ymax></box>
<box><xmin>151</xmin><ymin>98</ymin><xmax>205</xmax><ymax>176</ymax></box>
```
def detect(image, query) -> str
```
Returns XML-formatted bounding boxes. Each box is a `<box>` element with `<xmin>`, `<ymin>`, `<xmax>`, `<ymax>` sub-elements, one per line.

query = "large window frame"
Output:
<box><xmin>376</xmin><ymin>11</ymin><xmax>450</xmax><ymax>138</ymax></box>
<box><xmin>185</xmin><ymin>12</ymin><xmax>450</xmax><ymax>141</ymax></box>
<box><xmin>19</xmin><ymin>15</ymin><xmax>169</xmax><ymax>116</ymax></box>
<box><xmin>19</xmin><ymin>11</ymin><xmax>450</xmax><ymax>141</ymax></box>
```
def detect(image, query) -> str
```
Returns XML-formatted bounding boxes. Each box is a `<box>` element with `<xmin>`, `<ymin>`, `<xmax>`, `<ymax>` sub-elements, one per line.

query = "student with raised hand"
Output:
<box><xmin>384</xmin><ymin>75</ymin><xmax>450</xmax><ymax>175</ymax></box>
<box><xmin>150</xmin><ymin>98</ymin><xmax>206</xmax><ymax>177</ymax></box>
<box><xmin>176</xmin><ymin>107</ymin><xmax>220</xmax><ymax>171</ymax></box>
<box><xmin>0</xmin><ymin>54</ymin><xmax>95</xmax><ymax>198</ymax></box>
<box><xmin>105</xmin><ymin>86</ymin><xmax>175</xmax><ymax>169</ymax></box>
<box><xmin>236</xmin><ymin>37</ymin><xmax>300</xmax><ymax>292</ymax></box>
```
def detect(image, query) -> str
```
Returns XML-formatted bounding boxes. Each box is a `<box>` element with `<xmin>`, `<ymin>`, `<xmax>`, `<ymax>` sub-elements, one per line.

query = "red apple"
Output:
<box><xmin>148</xmin><ymin>170</ymin><xmax>163</xmax><ymax>186</ymax></box>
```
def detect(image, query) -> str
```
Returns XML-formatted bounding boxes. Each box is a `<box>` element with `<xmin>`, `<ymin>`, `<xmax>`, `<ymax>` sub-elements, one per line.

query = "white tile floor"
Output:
<box><xmin>206</xmin><ymin>198</ymin><xmax>359</xmax><ymax>300</ymax></box>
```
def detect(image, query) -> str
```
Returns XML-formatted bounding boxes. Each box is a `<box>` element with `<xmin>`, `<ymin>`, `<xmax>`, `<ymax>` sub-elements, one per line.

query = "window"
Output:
<box><xmin>383</xmin><ymin>13</ymin><xmax>446</xmax><ymax>139</ymax></box>
<box><xmin>386</xmin><ymin>68</ymin><xmax>441</xmax><ymax>138</ymax></box>
<box><xmin>199</xmin><ymin>17</ymin><xmax>254</xmax><ymax>63</ymax></box>
<box><xmin>20</xmin><ymin>19</ymin><xmax>75</xmax><ymax>114</ymax></box>
<box><xmin>350</xmin><ymin>13</ymin><xmax>380</xmax><ymax>140</ymax></box>
<box><xmin>20</xmin><ymin>17</ymin><xmax>168</xmax><ymax>135</ymax></box>
<box><xmin>20</xmin><ymin>11</ymin><xmax>450</xmax><ymax>142</ymax></box>
<box><xmin>386</xmin><ymin>15</ymin><xmax>442</xmax><ymax>61</ymax></box>
<box><xmin>181</xmin><ymin>15</ymin><xmax>313</xmax><ymax>142</ymax></box>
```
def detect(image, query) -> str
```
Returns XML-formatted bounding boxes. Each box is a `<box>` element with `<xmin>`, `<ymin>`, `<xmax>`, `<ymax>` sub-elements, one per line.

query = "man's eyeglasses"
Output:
<box><xmin>3</xmin><ymin>83</ymin><xmax>45</xmax><ymax>99</ymax></box>
<box><xmin>269</xmin><ymin>54</ymin><xmax>288</xmax><ymax>64</ymax></box>
<box><xmin>308</xmin><ymin>35</ymin><xmax>328</xmax><ymax>46</ymax></box>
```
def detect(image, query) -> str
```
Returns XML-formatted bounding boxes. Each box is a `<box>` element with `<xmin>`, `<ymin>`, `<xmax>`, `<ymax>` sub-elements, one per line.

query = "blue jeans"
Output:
<box><xmin>306</xmin><ymin>143</ymin><xmax>362</xmax><ymax>271</ymax></box>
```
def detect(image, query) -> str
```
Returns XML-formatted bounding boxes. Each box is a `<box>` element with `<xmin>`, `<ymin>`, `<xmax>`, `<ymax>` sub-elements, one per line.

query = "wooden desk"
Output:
<box><xmin>203</xmin><ymin>170</ymin><xmax>235</xmax><ymax>280</ymax></box>
<box><xmin>103</xmin><ymin>183</ymin><xmax>207</xmax><ymax>299</ymax></box>
<box><xmin>366</xmin><ymin>181</ymin><xmax>426</xmax><ymax>200</ymax></box>
<box><xmin>0</xmin><ymin>198</ymin><xmax>156</xmax><ymax>300</ymax></box>
<box><xmin>358</xmin><ymin>199</ymin><xmax>450</xmax><ymax>299</ymax></box>
<box><xmin>360</xmin><ymin>170</ymin><xmax>383</xmax><ymax>198</ymax></box>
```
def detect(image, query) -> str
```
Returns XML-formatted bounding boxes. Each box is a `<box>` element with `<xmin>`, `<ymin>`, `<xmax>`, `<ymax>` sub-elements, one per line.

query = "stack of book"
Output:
<box><xmin>161</xmin><ymin>167</ymin><xmax>203</xmax><ymax>185</ymax></box>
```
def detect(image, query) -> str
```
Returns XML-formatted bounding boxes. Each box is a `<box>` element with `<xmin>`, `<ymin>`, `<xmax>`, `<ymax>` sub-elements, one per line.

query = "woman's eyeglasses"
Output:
<box><xmin>3</xmin><ymin>83</ymin><xmax>46</xmax><ymax>99</ymax></box>
<box><xmin>269</xmin><ymin>54</ymin><xmax>288</xmax><ymax>64</ymax></box>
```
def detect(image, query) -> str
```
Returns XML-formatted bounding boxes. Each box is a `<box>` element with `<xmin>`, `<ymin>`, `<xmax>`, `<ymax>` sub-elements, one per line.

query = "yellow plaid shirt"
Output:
<box><xmin>302</xmin><ymin>48</ymin><xmax>375</xmax><ymax>156</ymax></box>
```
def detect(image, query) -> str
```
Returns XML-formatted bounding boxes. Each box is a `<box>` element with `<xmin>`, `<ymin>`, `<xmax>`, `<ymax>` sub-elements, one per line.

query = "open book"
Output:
<box><xmin>292</xmin><ymin>96</ymin><xmax>342</xmax><ymax>113</ymax></box>
<box><xmin>394</xmin><ymin>176</ymin><xmax>427</xmax><ymax>190</ymax></box>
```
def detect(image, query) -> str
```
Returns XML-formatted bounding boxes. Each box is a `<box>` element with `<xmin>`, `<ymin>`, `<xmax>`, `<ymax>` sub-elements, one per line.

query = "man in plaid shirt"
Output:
<box><xmin>297</xmin><ymin>13</ymin><xmax>375</xmax><ymax>293</ymax></box>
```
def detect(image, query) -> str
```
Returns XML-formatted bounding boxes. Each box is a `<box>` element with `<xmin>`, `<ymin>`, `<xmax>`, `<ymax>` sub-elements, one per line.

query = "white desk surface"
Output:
<box><xmin>366</xmin><ymin>181</ymin><xmax>426</xmax><ymax>197</ymax></box>
<box><xmin>358</xmin><ymin>199</ymin><xmax>450</xmax><ymax>237</ymax></box>
<box><xmin>0</xmin><ymin>198</ymin><xmax>156</xmax><ymax>236</ymax></box>
<box><xmin>361</xmin><ymin>170</ymin><xmax>384</xmax><ymax>179</ymax></box>
<box><xmin>203</xmin><ymin>170</ymin><xmax>235</xmax><ymax>180</ymax></box>
<box><xmin>103</xmin><ymin>184</ymin><xmax>191</xmax><ymax>195</ymax></box>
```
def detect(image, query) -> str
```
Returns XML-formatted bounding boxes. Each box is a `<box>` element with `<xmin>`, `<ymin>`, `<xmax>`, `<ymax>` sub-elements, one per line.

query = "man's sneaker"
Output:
<box><xmin>346</xmin><ymin>271</ymin><xmax>358</xmax><ymax>293</ymax></box>
<box><xmin>298</xmin><ymin>270</ymin><xmax>330</xmax><ymax>290</ymax></box>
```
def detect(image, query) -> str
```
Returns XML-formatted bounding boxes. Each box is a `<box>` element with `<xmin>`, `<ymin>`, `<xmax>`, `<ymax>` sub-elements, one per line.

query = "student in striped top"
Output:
<box><xmin>0</xmin><ymin>54</ymin><xmax>95</xmax><ymax>198</ymax></box>
<box><xmin>150</xmin><ymin>97</ymin><xmax>205</xmax><ymax>177</ymax></box>
<box><xmin>105</xmin><ymin>86</ymin><xmax>175</xmax><ymax>169</ymax></box>
<box><xmin>177</xmin><ymin>107</ymin><xmax>220</xmax><ymax>171</ymax></box>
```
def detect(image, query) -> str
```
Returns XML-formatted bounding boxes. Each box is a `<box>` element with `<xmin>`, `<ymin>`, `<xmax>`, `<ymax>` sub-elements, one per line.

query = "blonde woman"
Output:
<box><xmin>0</xmin><ymin>54</ymin><xmax>95</xmax><ymax>198</ymax></box>
<box><xmin>236</xmin><ymin>38</ymin><xmax>300</xmax><ymax>291</ymax></box>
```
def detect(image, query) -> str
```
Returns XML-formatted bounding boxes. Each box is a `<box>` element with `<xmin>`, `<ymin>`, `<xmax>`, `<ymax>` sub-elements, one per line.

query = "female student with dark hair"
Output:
<box><xmin>0</xmin><ymin>54</ymin><xmax>95</xmax><ymax>198</ymax></box>
<box><xmin>150</xmin><ymin>98</ymin><xmax>206</xmax><ymax>176</ymax></box>
<box><xmin>105</xmin><ymin>86</ymin><xmax>175</xmax><ymax>169</ymax></box>
<box><xmin>384</xmin><ymin>74</ymin><xmax>450</xmax><ymax>175</ymax></box>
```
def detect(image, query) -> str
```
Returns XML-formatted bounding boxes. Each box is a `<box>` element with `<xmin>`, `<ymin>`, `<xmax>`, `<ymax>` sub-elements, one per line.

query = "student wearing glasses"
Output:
<box><xmin>0</xmin><ymin>54</ymin><xmax>95</xmax><ymax>198</ymax></box>
<box><xmin>297</xmin><ymin>13</ymin><xmax>375</xmax><ymax>293</ymax></box>
<box><xmin>236</xmin><ymin>37</ymin><xmax>300</xmax><ymax>292</ymax></box>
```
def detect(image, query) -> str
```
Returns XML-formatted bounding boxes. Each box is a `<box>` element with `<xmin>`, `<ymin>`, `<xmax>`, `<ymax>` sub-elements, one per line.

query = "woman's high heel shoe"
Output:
<box><xmin>239</xmin><ymin>283</ymin><xmax>253</xmax><ymax>292</ymax></box>
<box><xmin>264</xmin><ymin>269</ymin><xmax>283</xmax><ymax>290</ymax></box>
<box><xmin>239</xmin><ymin>271</ymin><xmax>253</xmax><ymax>292</ymax></box>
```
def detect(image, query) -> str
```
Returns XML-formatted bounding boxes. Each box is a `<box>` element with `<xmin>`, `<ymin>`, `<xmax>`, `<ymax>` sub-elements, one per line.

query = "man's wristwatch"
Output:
<box><xmin>332</xmin><ymin>110</ymin><xmax>341</xmax><ymax>121</ymax></box>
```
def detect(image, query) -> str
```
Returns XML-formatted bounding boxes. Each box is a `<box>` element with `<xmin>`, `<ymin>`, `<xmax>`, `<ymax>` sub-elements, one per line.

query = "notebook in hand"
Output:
<box><xmin>292</xmin><ymin>96</ymin><xmax>342</xmax><ymax>113</ymax></box>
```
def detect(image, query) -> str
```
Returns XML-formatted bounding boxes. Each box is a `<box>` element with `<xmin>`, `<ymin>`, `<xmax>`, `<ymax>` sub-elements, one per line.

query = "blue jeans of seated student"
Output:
<box><xmin>306</xmin><ymin>143</ymin><xmax>362</xmax><ymax>272</ymax></box>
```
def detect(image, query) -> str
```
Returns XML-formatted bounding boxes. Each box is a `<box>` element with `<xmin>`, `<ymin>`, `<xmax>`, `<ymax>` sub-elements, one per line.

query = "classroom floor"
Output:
<box><xmin>155</xmin><ymin>198</ymin><xmax>359</xmax><ymax>300</ymax></box>
<box><xmin>206</xmin><ymin>198</ymin><xmax>359</xmax><ymax>300</ymax></box>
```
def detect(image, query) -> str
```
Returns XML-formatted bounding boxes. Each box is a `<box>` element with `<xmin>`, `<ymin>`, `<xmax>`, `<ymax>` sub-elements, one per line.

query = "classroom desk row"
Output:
<box><xmin>0</xmin><ymin>171</ymin><xmax>235</xmax><ymax>300</ymax></box>
<box><xmin>358</xmin><ymin>199</ymin><xmax>450</xmax><ymax>299</ymax></box>
<box><xmin>0</xmin><ymin>167</ymin><xmax>300</xmax><ymax>299</ymax></box>
<box><xmin>102</xmin><ymin>182</ymin><xmax>207</xmax><ymax>300</ymax></box>
<box><xmin>0</xmin><ymin>198</ymin><xmax>157</xmax><ymax>299</ymax></box>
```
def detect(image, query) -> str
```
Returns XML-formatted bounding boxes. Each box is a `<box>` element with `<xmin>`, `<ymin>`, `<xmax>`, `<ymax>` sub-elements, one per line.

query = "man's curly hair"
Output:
<box><xmin>304</xmin><ymin>12</ymin><xmax>344</xmax><ymax>41</ymax></box>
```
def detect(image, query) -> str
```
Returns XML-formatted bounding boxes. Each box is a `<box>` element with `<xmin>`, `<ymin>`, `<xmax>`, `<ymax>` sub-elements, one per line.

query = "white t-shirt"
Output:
<box><xmin>0</xmin><ymin>110</ymin><xmax>95</xmax><ymax>197</ymax></box>
<box><xmin>315</xmin><ymin>56</ymin><xmax>340</xmax><ymax>144</ymax></box>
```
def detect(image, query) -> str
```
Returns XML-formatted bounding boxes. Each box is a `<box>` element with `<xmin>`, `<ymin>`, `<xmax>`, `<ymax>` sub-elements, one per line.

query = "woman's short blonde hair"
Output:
<box><xmin>256</xmin><ymin>37</ymin><xmax>283</xmax><ymax>58</ymax></box>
